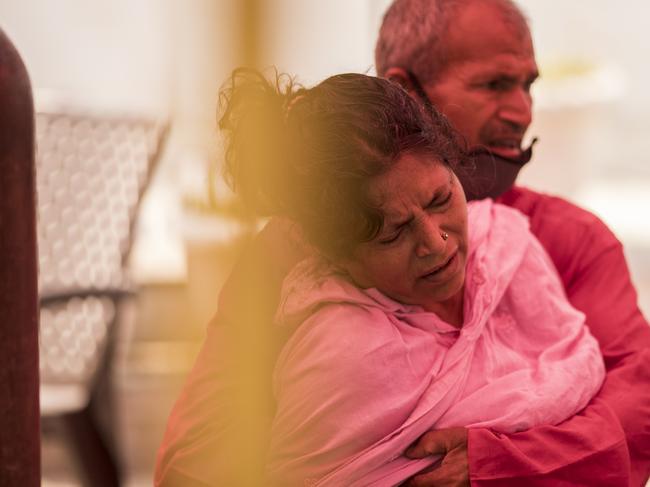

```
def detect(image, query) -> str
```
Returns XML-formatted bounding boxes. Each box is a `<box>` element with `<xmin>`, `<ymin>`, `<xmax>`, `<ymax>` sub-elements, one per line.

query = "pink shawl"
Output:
<box><xmin>267</xmin><ymin>200</ymin><xmax>605</xmax><ymax>486</ymax></box>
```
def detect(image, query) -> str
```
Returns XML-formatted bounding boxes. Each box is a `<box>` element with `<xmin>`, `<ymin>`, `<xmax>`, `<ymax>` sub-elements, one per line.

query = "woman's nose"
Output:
<box><xmin>414</xmin><ymin>218</ymin><xmax>447</xmax><ymax>258</ymax></box>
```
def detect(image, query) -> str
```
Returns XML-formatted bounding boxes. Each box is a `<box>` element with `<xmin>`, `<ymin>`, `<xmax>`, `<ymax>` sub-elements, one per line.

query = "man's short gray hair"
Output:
<box><xmin>375</xmin><ymin>0</ymin><xmax>529</xmax><ymax>83</ymax></box>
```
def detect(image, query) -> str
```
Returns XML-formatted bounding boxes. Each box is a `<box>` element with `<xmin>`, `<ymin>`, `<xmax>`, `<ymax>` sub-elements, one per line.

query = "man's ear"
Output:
<box><xmin>384</xmin><ymin>67</ymin><xmax>416</xmax><ymax>92</ymax></box>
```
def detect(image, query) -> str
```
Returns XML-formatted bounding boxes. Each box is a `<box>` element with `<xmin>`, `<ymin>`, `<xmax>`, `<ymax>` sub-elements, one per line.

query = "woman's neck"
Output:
<box><xmin>424</xmin><ymin>286</ymin><xmax>465</xmax><ymax>328</ymax></box>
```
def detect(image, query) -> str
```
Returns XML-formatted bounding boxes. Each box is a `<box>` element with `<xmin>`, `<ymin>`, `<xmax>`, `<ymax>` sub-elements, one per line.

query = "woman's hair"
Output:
<box><xmin>218</xmin><ymin>68</ymin><xmax>466</xmax><ymax>258</ymax></box>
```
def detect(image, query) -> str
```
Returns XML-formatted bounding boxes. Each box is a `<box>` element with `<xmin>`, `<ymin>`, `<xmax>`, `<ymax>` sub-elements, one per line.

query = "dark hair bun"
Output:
<box><xmin>218</xmin><ymin>67</ymin><xmax>304</xmax><ymax>216</ymax></box>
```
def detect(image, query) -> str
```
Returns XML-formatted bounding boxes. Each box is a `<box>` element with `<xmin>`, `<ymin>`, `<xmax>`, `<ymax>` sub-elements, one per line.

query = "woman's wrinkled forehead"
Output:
<box><xmin>365</xmin><ymin>153</ymin><xmax>452</xmax><ymax>211</ymax></box>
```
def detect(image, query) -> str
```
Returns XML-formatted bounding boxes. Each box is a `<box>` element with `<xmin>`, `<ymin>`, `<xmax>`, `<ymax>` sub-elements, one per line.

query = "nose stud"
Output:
<box><xmin>441</xmin><ymin>232</ymin><xmax>449</xmax><ymax>241</ymax></box>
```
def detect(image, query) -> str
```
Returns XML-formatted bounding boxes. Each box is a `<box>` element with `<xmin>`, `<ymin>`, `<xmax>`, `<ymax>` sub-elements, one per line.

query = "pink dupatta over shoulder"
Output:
<box><xmin>267</xmin><ymin>200</ymin><xmax>605</xmax><ymax>486</ymax></box>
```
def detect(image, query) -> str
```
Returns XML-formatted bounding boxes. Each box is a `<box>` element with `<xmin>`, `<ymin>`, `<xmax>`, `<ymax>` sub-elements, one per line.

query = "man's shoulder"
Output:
<box><xmin>499</xmin><ymin>186</ymin><xmax>618</xmax><ymax>244</ymax></box>
<box><xmin>497</xmin><ymin>186</ymin><xmax>621</xmax><ymax>282</ymax></box>
<box><xmin>499</xmin><ymin>186</ymin><xmax>599</xmax><ymax>225</ymax></box>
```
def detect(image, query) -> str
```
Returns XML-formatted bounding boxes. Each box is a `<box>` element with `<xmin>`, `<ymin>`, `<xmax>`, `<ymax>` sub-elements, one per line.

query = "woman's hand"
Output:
<box><xmin>403</xmin><ymin>427</ymin><xmax>470</xmax><ymax>487</ymax></box>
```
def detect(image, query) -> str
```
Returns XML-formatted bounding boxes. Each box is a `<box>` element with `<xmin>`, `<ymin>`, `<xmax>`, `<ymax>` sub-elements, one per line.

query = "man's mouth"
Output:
<box><xmin>484</xmin><ymin>139</ymin><xmax>523</xmax><ymax>159</ymax></box>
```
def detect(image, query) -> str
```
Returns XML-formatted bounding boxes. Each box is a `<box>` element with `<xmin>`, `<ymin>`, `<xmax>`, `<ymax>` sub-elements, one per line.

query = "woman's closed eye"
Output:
<box><xmin>428</xmin><ymin>190</ymin><xmax>453</xmax><ymax>209</ymax></box>
<box><xmin>379</xmin><ymin>230</ymin><xmax>403</xmax><ymax>245</ymax></box>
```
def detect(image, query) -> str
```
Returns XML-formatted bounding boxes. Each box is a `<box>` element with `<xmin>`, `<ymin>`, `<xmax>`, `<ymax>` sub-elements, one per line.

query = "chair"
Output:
<box><xmin>0</xmin><ymin>28</ymin><xmax>41</xmax><ymax>487</ymax></box>
<box><xmin>37</xmin><ymin>110</ymin><xmax>168</xmax><ymax>486</ymax></box>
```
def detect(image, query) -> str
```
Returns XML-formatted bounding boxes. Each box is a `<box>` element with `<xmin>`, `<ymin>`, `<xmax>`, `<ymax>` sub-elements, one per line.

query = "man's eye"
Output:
<box><xmin>484</xmin><ymin>79</ymin><xmax>511</xmax><ymax>91</ymax></box>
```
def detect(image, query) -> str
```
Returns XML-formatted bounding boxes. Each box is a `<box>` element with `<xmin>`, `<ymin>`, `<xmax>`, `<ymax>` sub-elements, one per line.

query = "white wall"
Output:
<box><xmin>0</xmin><ymin>0</ymin><xmax>175</xmax><ymax>114</ymax></box>
<box><xmin>259</xmin><ymin>0</ymin><xmax>376</xmax><ymax>85</ymax></box>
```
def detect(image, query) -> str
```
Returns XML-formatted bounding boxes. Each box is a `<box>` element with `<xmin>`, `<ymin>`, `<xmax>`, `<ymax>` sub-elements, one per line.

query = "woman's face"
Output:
<box><xmin>340</xmin><ymin>152</ymin><xmax>468</xmax><ymax>311</ymax></box>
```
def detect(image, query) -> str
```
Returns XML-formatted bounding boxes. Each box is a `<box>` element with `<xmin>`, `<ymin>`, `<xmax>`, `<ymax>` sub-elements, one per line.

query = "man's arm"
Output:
<box><xmin>410</xmin><ymin>246</ymin><xmax>650</xmax><ymax>486</ymax></box>
<box><xmin>154</xmin><ymin>218</ymin><xmax>306</xmax><ymax>486</ymax></box>
<box><xmin>467</xmin><ymin>236</ymin><xmax>650</xmax><ymax>485</ymax></box>
<box><xmin>410</xmin><ymin>191</ymin><xmax>650</xmax><ymax>486</ymax></box>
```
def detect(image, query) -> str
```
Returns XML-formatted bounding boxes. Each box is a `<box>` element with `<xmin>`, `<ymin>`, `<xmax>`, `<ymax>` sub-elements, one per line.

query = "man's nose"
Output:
<box><xmin>415</xmin><ymin>218</ymin><xmax>447</xmax><ymax>258</ymax></box>
<box><xmin>498</xmin><ymin>88</ymin><xmax>532</xmax><ymax>129</ymax></box>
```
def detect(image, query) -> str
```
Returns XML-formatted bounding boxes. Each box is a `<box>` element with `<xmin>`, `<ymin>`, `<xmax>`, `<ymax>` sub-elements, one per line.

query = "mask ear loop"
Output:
<box><xmin>404</xmin><ymin>70</ymin><xmax>436</xmax><ymax>114</ymax></box>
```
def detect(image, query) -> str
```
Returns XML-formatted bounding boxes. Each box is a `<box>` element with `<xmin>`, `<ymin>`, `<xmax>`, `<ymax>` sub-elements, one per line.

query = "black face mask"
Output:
<box><xmin>460</xmin><ymin>140</ymin><xmax>537</xmax><ymax>200</ymax></box>
<box><xmin>405</xmin><ymin>70</ymin><xmax>537</xmax><ymax>201</ymax></box>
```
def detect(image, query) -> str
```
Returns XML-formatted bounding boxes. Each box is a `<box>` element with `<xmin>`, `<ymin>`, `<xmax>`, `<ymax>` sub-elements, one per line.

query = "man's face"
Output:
<box><xmin>423</xmin><ymin>3</ymin><xmax>539</xmax><ymax>159</ymax></box>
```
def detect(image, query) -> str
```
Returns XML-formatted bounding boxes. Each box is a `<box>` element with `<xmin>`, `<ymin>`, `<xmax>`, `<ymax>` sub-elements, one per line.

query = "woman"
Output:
<box><xmin>216</xmin><ymin>69</ymin><xmax>605</xmax><ymax>486</ymax></box>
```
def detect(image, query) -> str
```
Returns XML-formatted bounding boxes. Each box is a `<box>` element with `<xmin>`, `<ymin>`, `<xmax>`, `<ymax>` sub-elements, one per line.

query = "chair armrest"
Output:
<box><xmin>39</xmin><ymin>287</ymin><xmax>135</xmax><ymax>306</ymax></box>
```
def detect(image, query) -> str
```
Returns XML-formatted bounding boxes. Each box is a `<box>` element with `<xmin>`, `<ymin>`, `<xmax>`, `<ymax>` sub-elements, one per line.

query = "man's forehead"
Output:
<box><xmin>442</xmin><ymin>2</ymin><xmax>535</xmax><ymax>66</ymax></box>
<box><xmin>452</xmin><ymin>52</ymin><xmax>538</xmax><ymax>80</ymax></box>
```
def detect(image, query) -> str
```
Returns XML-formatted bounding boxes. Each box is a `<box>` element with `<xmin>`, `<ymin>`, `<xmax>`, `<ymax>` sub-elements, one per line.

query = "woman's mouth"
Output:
<box><xmin>420</xmin><ymin>250</ymin><xmax>458</xmax><ymax>281</ymax></box>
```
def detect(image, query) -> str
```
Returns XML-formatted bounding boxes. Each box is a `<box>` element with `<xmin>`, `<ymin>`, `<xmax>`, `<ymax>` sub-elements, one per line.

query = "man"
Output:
<box><xmin>156</xmin><ymin>1</ymin><xmax>650</xmax><ymax>485</ymax></box>
<box><xmin>375</xmin><ymin>1</ymin><xmax>650</xmax><ymax>485</ymax></box>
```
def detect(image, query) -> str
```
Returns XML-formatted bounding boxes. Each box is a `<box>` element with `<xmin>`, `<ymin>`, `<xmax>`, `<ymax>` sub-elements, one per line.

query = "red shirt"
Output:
<box><xmin>467</xmin><ymin>186</ymin><xmax>650</xmax><ymax>486</ymax></box>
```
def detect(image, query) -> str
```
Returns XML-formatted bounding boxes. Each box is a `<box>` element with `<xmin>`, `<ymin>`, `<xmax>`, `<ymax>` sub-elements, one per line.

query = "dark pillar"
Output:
<box><xmin>0</xmin><ymin>28</ymin><xmax>41</xmax><ymax>486</ymax></box>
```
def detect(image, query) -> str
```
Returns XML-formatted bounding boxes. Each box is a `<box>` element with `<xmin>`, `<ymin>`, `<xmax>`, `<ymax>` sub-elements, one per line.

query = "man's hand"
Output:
<box><xmin>403</xmin><ymin>427</ymin><xmax>470</xmax><ymax>487</ymax></box>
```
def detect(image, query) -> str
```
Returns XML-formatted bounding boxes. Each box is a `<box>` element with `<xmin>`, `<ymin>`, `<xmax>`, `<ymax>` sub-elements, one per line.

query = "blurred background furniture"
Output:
<box><xmin>0</xmin><ymin>28</ymin><xmax>41</xmax><ymax>487</ymax></box>
<box><xmin>37</xmin><ymin>111</ymin><xmax>168</xmax><ymax>486</ymax></box>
